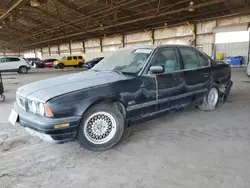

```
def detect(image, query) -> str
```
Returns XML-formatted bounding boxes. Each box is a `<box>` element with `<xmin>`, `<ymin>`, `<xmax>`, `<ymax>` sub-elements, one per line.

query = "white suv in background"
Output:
<box><xmin>0</xmin><ymin>56</ymin><xmax>31</xmax><ymax>74</ymax></box>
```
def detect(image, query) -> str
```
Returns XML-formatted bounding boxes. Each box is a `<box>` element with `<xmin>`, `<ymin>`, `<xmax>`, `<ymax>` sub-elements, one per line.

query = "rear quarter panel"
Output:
<box><xmin>211</xmin><ymin>62</ymin><xmax>231</xmax><ymax>84</ymax></box>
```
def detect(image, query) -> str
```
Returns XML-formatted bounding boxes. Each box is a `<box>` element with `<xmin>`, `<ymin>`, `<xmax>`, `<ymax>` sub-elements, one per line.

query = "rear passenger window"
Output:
<box><xmin>179</xmin><ymin>48</ymin><xmax>199</xmax><ymax>69</ymax></box>
<box><xmin>73</xmin><ymin>56</ymin><xmax>77</xmax><ymax>60</ymax></box>
<box><xmin>197</xmin><ymin>53</ymin><xmax>209</xmax><ymax>67</ymax></box>
<box><xmin>67</xmin><ymin>57</ymin><xmax>72</xmax><ymax>60</ymax></box>
<box><xmin>9</xmin><ymin>58</ymin><xmax>20</xmax><ymax>62</ymax></box>
<box><xmin>78</xmin><ymin>56</ymin><xmax>83</xmax><ymax>59</ymax></box>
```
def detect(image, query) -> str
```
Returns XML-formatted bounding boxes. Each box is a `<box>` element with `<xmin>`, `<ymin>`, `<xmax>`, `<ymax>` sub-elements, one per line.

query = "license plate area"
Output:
<box><xmin>8</xmin><ymin>109</ymin><xmax>18</xmax><ymax>126</ymax></box>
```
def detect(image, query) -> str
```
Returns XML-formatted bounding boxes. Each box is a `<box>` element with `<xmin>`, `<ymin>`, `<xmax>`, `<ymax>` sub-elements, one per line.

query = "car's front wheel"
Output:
<box><xmin>58</xmin><ymin>63</ymin><xmax>64</xmax><ymax>69</ymax></box>
<box><xmin>199</xmin><ymin>86</ymin><xmax>220</xmax><ymax>111</ymax></box>
<box><xmin>77</xmin><ymin>102</ymin><xmax>124</xmax><ymax>151</ymax></box>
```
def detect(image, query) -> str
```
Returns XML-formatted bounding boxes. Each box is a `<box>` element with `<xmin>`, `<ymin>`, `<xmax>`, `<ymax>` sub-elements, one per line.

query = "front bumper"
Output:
<box><xmin>14</xmin><ymin>103</ymin><xmax>81</xmax><ymax>143</ymax></box>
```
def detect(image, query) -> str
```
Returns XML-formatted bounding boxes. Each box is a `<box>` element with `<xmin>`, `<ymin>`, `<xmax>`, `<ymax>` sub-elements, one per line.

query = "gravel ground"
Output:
<box><xmin>0</xmin><ymin>68</ymin><xmax>250</xmax><ymax>188</ymax></box>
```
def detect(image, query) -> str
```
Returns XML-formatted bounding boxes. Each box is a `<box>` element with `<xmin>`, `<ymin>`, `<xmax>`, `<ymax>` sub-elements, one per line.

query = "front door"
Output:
<box><xmin>146</xmin><ymin>47</ymin><xmax>184</xmax><ymax>111</ymax></box>
<box><xmin>66</xmin><ymin>56</ymin><xmax>73</xmax><ymax>66</ymax></box>
<box><xmin>178</xmin><ymin>47</ymin><xmax>212</xmax><ymax>103</ymax></box>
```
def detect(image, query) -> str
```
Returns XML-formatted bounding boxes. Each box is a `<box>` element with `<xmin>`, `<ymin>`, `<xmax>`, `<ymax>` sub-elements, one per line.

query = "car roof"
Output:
<box><xmin>131</xmin><ymin>44</ymin><xmax>192</xmax><ymax>49</ymax></box>
<box><xmin>0</xmin><ymin>56</ymin><xmax>22</xmax><ymax>58</ymax></box>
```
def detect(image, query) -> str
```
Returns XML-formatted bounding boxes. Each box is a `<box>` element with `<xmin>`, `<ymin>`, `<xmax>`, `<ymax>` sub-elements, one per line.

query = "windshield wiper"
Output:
<box><xmin>112</xmin><ymin>70</ymin><xmax>123</xmax><ymax>75</ymax></box>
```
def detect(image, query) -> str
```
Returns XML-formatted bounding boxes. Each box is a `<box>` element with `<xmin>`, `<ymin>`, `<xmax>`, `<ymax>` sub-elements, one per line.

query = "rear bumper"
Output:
<box><xmin>14</xmin><ymin>103</ymin><xmax>81</xmax><ymax>143</ymax></box>
<box><xmin>45</xmin><ymin>63</ymin><xmax>53</xmax><ymax>67</ymax></box>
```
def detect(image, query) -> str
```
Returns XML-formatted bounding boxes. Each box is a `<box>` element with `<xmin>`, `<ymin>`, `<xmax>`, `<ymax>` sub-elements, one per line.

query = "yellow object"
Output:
<box><xmin>54</xmin><ymin>123</ymin><xmax>69</xmax><ymax>129</ymax></box>
<box><xmin>186</xmin><ymin>21</ymin><xmax>195</xmax><ymax>41</ymax></box>
<box><xmin>216</xmin><ymin>53</ymin><xmax>224</xmax><ymax>60</ymax></box>
<box><xmin>45</xmin><ymin>103</ymin><xmax>54</xmax><ymax>117</ymax></box>
<box><xmin>53</xmin><ymin>56</ymin><xmax>84</xmax><ymax>67</ymax></box>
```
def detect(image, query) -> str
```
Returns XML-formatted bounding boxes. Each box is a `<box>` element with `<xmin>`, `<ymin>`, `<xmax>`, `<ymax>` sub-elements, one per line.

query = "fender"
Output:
<box><xmin>74</xmin><ymin>95</ymin><xmax>126</xmax><ymax>116</ymax></box>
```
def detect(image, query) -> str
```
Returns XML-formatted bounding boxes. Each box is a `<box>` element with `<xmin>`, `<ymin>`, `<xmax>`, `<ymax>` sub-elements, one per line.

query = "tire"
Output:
<box><xmin>0</xmin><ymin>94</ymin><xmax>5</xmax><ymax>102</ymax></box>
<box><xmin>40</xmin><ymin>64</ymin><xmax>45</xmax><ymax>68</ymax></box>
<box><xmin>77</xmin><ymin>102</ymin><xmax>124</xmax><ymax>151</ymax></box>
<box><xmin>18</xmin><ymin>66</ymin><xmax>28</xmax><ymax>74</ymax></box>
<box><xmin>199</xmin><ymin>85</ymin><xmax>220</xmax><ymax>111</ymax></box>
<box><xmin>78</xmin><ymin>62</ymin><xmax>83</xmax><ymax>68</ymax></box>
<box><xmin>58</xmin><ymin>63</ymin><xmax>64</xmax><ymax>69</ymax></box>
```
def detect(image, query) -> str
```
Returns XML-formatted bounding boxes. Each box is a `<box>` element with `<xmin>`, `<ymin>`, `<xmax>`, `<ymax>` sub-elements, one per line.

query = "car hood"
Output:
<box><xmin>17</xmin><ymin>70</ymin><xmax>131</xmax><ymax>103</ymax></box>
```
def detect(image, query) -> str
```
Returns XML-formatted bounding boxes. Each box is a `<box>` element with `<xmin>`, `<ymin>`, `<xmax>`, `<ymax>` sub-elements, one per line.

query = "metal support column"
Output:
<box><xmin>57</xmin><ymin>45</ymin><xmax>60</xmax><ymax>55</ymax></box>
<box><xmin>121</xmin><ymin>34</ymin><xmax>125</xmax><ymax>47</ymax></box>
<box><xmin>69</xmin><ymin>41</ymin><xmax>72</xmax><ymax>55</ymax></box>
<box><xmin>83</xmin><ymin>41</ymin><xmax>85</xmax><ymax>53</ymax></box>
<box><xmin>100</xmin><ymin>38</ymin><xmax>103</xmax><ymax>52</ymax></box>
<box><xmin>48</xmin><ymin>45</ymin><xmax>51</xmax><ymax>56</ymax></box>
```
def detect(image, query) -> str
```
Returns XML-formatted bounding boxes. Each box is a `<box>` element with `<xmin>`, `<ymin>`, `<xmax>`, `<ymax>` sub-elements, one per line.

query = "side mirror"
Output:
<box><xmin>149</xmin><ymin>66</ymin><xmax>164</xmax><ymax>74</ymax></box>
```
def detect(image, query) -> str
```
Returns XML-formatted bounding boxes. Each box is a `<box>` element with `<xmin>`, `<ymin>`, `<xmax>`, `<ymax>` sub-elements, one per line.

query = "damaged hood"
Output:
<box><xmin>17</xmin><ymin>70</ymin><xmax>130</xmax><ymax>103</ymax></box>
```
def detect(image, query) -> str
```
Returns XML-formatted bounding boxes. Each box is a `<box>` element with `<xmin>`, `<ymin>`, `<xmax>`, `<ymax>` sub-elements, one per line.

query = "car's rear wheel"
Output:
<box><xmin>78</xmin><ymin>62</ymin><xmax>83</xmax><ymax>68</ymax></box>
<box><xmin>199</xmin><ymin>86</ymin><xmax>220</xmax><ymax>111</ymax></box>
<box><xmin>58</xmin><ymin>63</ymin><xmax>64</xmax><ymax>69</ymax></box>
<box><xmin>40</xmin><ymin>64</ymin><xmax>45</xmax><ymax>68</ymax></box>
<box><xmin>77</xmin><ymin>102</ymin><xmax>124</xmax><ymax>151</ymax></box>
<box><xmin>18</xmin><ymin>66</ymin><xmax>28</xmax><ymax>74</ymax></box>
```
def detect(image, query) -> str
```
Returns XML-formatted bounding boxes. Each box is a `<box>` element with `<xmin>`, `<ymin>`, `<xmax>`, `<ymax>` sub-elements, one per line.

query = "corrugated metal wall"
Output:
<box><xmin>18</xmin><ymin>13</ymin><xmax>250</xmax><ymax>62</ymax></box>
<box><xmin>215</xmin><ymin>42</ymin><xmax>249</xmax><ymax>64</ymax></box>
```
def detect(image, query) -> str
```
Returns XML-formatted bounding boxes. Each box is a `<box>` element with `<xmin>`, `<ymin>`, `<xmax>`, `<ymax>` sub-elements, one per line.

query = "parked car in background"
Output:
<box><xmin>0</xmin><ymin>56</ymin><xmax>30</xmax><ymax>74</ymax></box>
<box><xmin>26</xmin><ymin>57</ymin><xmax>44</xmax><ymax>68</ymax></box>
<box><xmin>9</xmin><ymin>45</ymin><xmax>233</xmax><ymax>151</ymax></box>
<box><xmin>53</xmin><ymin>56</ymin><xmax>84</xmax><ymax>69</ymax></box>
<box><xmin>84</xmin><ymin>57</ymin><xmax>104</xmax><ymax>69</ymax></box>
<box><xmin>43</xmin><ymin>59</ymin><xmax>57</xmax><ymax>68</ymax></box>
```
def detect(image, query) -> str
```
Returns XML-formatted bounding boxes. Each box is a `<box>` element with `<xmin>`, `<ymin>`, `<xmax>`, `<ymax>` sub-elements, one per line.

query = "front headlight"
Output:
<box><xmin>39</xmin><ymin>103</ymin><xmax>45</xmax><ymax>116</ymax></box>
<box><xmin>28</xmin><ymin>100</ymin><xmax>53</xmax><ymax>117</ymax></box>
<box><xmin>31</xmin><ymin>101</ymin><xmax>37</xmax><ymax>113</ymax></box>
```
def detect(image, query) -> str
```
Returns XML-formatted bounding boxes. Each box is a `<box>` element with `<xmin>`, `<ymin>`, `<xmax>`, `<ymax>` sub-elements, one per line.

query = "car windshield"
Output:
<box><xmin>62</xmin><ymin>56</ymin><xmax>66</xmax><ymax>60</ymax></box>
<box><xmin>93</xmin><ymin>48</ymin><xmax>152</xmax><ymax>74</ymax></box>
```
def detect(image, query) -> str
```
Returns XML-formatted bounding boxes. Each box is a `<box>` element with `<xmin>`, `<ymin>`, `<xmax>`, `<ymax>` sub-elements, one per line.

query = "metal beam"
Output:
<box><xmin>0</xmin><ymin>0</ymin><xmax>29</xmax><ymax>21</ymax></box>
<box><xmin>18</xmin><ymin>0</ymin><xmax>227</xmax><ymax>47</ymax></box>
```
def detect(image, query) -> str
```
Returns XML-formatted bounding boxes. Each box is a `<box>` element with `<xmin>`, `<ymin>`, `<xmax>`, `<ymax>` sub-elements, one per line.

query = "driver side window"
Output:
<box><xmin>150</xmin><ymin>48</ymin><xmax>179</xmax><ymax>73</ymax></box>
<box><xmin>0</xmin><ymin>58</ymin><xmax>7</xmax><ymax>63</ymax></box>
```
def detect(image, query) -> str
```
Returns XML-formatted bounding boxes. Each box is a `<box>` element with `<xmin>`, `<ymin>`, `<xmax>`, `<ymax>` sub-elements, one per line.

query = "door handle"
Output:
<box><xmin>204</xmin><ymin>73</ymin><xmax>209</xmax><ymax>77</ymax></box>
<box><xmin>176</xmin><ymin>77</ymin><xmax>184</xmax><ymax>81</ymax></box>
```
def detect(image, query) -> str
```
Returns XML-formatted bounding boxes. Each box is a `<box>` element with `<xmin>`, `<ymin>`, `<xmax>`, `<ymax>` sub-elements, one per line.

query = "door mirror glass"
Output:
<box><xmin>150</xmin><ymin>66</ymin><xmax>164</xmax><ymax>74</ymax></box>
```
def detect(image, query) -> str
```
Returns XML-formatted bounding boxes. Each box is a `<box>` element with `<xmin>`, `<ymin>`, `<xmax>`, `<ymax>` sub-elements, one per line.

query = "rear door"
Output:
<box><xmin>10</xmin><ymin>57</ymin><xmax>21</xmax><ymax>69</ymax></box>
<box><xmin>72</xmin><ymin>56</ymin><xmax>78</xmax><ymax>65</ymax></box>
<box><xmin>178</xmin><ymin>47</ymin><xmax>211</xmax><ymax>103</ymax></box>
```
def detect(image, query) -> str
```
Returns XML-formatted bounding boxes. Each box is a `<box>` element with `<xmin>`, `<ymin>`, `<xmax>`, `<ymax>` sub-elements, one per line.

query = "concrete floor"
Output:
<box><xmin>0</xmin><ymin>68</ymin><xmax>249</xmax><ymax>188</ymax></box>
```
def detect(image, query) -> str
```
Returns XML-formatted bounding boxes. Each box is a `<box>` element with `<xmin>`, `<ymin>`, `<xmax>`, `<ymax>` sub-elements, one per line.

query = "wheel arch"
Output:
<box><xmin>80</xmin><ymin>97</ymin><xmax>127</xmax><ymax>118</ymax></box>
